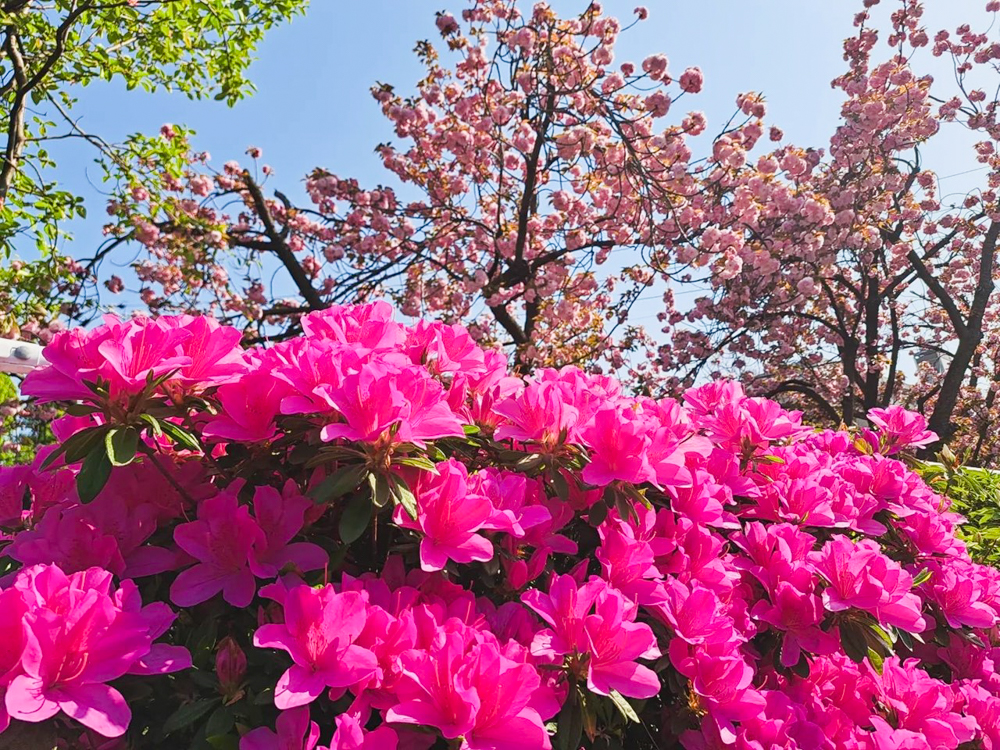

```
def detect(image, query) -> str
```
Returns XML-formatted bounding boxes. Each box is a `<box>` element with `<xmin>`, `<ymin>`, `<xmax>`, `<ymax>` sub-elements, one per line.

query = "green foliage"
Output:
<box><xmin>0</xmin><ymin>0</ymin><xmax>307</xmax><ymax>327</ymax></box>
<box><xmin>0</xmin><ymin>373</ymin><xmax>51</xmax><ymax>465</ymax></box>
<box><xmin>913</xmin><ymin>459</ymin><xmax>1000</xmax><ymax>566</ymax></box>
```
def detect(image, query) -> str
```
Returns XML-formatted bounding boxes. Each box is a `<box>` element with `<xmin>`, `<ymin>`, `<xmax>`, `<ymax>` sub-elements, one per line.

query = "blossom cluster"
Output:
<box><xmin>1</xmin><ymin>302</ymin><xmax>998</xmax><ymax>748</ymax></box>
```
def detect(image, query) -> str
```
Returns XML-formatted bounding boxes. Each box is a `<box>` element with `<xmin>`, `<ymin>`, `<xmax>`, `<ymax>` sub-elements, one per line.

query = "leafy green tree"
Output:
<box><xmin>0</xmin><ymin>0</ymin><xmax>306</xmax><ymax>335</ymax></box>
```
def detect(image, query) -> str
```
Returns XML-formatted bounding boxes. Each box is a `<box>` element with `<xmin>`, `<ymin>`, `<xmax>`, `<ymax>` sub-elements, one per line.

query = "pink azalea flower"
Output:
<box><xmin>872</xmin><ymin>657</ymin><xmax>976</xmax><ymax>749</ymax></box>
<box><xmin>750</xmin><ymin>581</ymin><xmax>838</xmax><ymax>667</ymax></box>
<box><xmin>925</xmin><ymin>562</ymin><xmax>997</xmax><ymax>629</ymax></box>
<box><xmin>96</xmin><ymin>315</ymin><xmax>193</xmax><ymax>395</ymax></box>
<box><xmin>523</xmin><ymin>576</ymin><xmax>660</xmax><ymax>699</ymax></box>
<box><xmin>866</xmin><ymin>406</ymin><xmax>937</xmax><ymax>455</ymax></box>
<box><xmin>328</xmin><ymin>713</ymin><xmax>399</xmax><ymax>750</ymax></box>
<box><xmin>6</xmin><ymin>504</ymin><xmax>126</xmax><ymax>575</ymax></box>
<box><xmin>474</xmin><ymin>469</ymin><xmax>550</xmax><ymax>538</ymax></box>
<box><xmin>657</xmin><ymin>579</ymin><xmax>735</xmax><ymax>647</ymax></box>
<box><xmin>583</xmin><ymin>587</ymin><xmax>662</xmax><ymax>699</ymax></box>
<box><xmin>522</xmin><ymin>574</ymin><xmax>607</xmax><ymax>657</ymax></box>
<box><xmin>581</xmin><ymin>406</ymin><xmax>656</xmax><ymax>487</ymax></box>
<box><xmin>171</xmin><ymin>492</ymin><xmax>265</xmax><ymax>607</ymax></box>
<box><xmin>405</xmin><ymin>320</ymin><xmax>487</xmax><ymax>376</ymax></box>
<box><xmin>164</xmin><ymin>314</ymin><xmax>248</xmax><ymax>387</ymax></box>
<box><xmin>21</xmin><ymin>326</ymin><xmax>112</xmax><ymax>403</ymax></box>
<box><xmin>596</xmin><ymin>519</ymin><xmax>666</xmax><ymax>606</ymax></box>
<box><xmin>249</xmin><ymin>481</ymin><xmax>328</xmax><ymax>578</ymax></box>
<box><xmin>668</xmin><ymin>641</ymin><xmax>766</xmax><ymax>742</ymax></box>
<box><xmin>318</xmin><ymin>360</ymin><xmax>464</xmax><ymax>446</ymax></box>
<box><xmin>6</xmin><ymin>565</ymin><xmax>188</xmax><ymax>738</ymax></box>
<box><xmin>239</xmin><ymin>705</ymin><xmax>321</xmax><ymax>750</ymax></box>
<box><xmin>493</xmin><ymin>380</ymin><xmax>581</xmax><ymax>449</ymax></box>
<box><xmin>203</xmin><ymin>364</ymin><xmax>291</xmax><ymax>442</ymax></box>
<box><xmin>253</xmin><ymin>584</ymin><xmax>378</xmax><ymax>709</ymax></box>
<box><xmin>809</xmin><ymin>536</ymin><xmax>927</xmax><ymax>632</ymax></box>
<box><xmin>386</xmin><ymin>629</ymin><xmax>552</xmax><ymax>750</ymax></box>
<box><xmin>301</xmin><ymin>301</ymin><xmax>406</xmax><ymax>352</ymax></box>
<box><xmin>0</xmin><ymin>465</ymin><xmax>29</xmax><ymax>526</ymax></box>
<box><xmin>393</xmin><ymin>460</ymin><xmax>493</xmax><ymax>572</ymax></box>
<box><xmin>0</xmin><ymin>586</ymin><xmax>28</xmax><ymax>733</ymax></box>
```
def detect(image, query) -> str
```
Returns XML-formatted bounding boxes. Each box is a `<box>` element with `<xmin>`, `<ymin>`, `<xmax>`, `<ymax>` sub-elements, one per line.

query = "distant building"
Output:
<box><xmin>914</xmin><ymin>347</ymin><xmax>948</xmax><ymax>374</ymax></box>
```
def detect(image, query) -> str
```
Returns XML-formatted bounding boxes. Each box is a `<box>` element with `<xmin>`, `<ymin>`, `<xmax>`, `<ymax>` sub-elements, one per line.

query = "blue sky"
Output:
<box><xmin>51</xmin><ymin>0</ymin><xmax>977</xmax><ymax>243</ymax></box>
<box><xmin>43</xmin><ymin>0</ymin><xmax>994</xmax><ymax>339</ymax></box>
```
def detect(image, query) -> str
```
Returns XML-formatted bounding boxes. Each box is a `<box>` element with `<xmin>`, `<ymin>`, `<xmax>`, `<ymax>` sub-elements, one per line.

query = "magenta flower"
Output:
<box><xmin>583</xmin><ymin>588</ymin><xmax>661</xmax><ymax>699</ymax></box>
<box><xmin>522</xmin><ymin>574</ymin><xmax>606</xmax><ymax>657</ymax></box>
<box><xmin>301</xmin><ymin>301</ymin><xmax>406</xmax><ymax>352</ymax></box>
<box><xmin>171</xmin><ymin>492</ymin><xmax>265</xmax><ymax>607</ymax></box>
<box><xmin>581</xmin><ymin>406</ymin><xmax>656</xmax><ymax>487</ymax></box>
<box><xmin>249</xmin><ymin>481</ymin><xmax>328</xmax><ymax>578</ymax></box>
<box><xmin>657</xmin><ymin>579</ymin><xmax>734</xmax><ymax>647</ymax></box>
<box><xmin>0</xmin><ymin>465</ymin><xmax>29</xmax><ymax>526</ymax></box>
<box><xmin>873</xmin><ymin>657</ymin><xmax>976</xmax><ymax>749</ymax></box>
<box><xmin>393</xmin><ymin>460</ymin><xmax>493</xmax><ymax>572</ymax></box>
<box><xmin>493</xmin><ymin>380</ymin><xmax>581</xmax><ymax>449</ymax></box>
<box><xmin>808</xmin><ymin>535</ymin><xmax>884</xmax><ymax>613</ymax></box>
<box><xmin>204</xmin><ymin>365</ymin><xmax>291</xmax><ymax>442</ymax></box>
<box><xmin>405</xmin><ymin>319</ymin><xmax>487</xmax><ymax>376</ymax></box>
<box><xmin>474</xmin><ymin>468</ymin><xmax>551</xmax><ymax>538</ymax></box>
<box><xmin>523</xmin><ymin>576</ymin><xmax>660</xmax><ymax>699</ymax></box>
<box><xmin>239</xmin><ymin>705</ymin><xmax>321</xmax><ymax>750</ymax></box>
<box><xmin>328</xmin><ymin>713</ymin><xmax>399</xmax><ymax>750</ymax></box>
<box><xmin>318</xmin><ymin>359</ymin><xmax>464</xmax><ymax>446</ymax></box>
<box><xmin>253</xmin><ymin>584</ymin><xmax>378</xmax><ymax>709</ymax></box>
<box><xmin>867</xmin><ymin>406</ymin><xmax>937</xmax><ymax>454</ymax></box>
<box><xmin>668</xmin><ymin>641</ymin><xmax>766</xmax><ymax>742</ymax></box>
<box><xmin>6</xmin><ymin>565</ymin><xmax>188</xmax><ymax>738</ymax></box>
<box><xmin>96</xmin><ymin>315</ymin><xmax>193</xmax><ymax>395</ymax></box>
<box><xmin>386</xmin><ymin>630</ymin><xmax>552</xmax><ymax>750</ymax></box>
<box><xmin>0</xmin><ymin>587</ymin><xmax>28</xmax><ymax>733</ymax></box>
<box><xmin>596</xmin><ymin>520</ymin><xmax>665</xmax><ymax>607</ymax></box>
<box><xmin>750</xmin><ymin>581</ymin><xmax>838</xmax><ymax>667</ymax></box>
<box><xmin>925</xmin><ymin>563</ymin><xmax>997</xmax><ymax>630</ymax></box>
<box><xmin>6</xmin><ymin>505</ymin><xmax>126</xmax><ymax>575</ymax></box>
<box><xmin>809</xmin><ymin>536</ymin><xmax>927</xmax><ymax>632</ymax></box>
<box><xmin>165</xmin><ymin>314</ymin><xmax>248</xmax><ymax>386</ymax></box>
<box><xmin>21</xmin><ymin>326</ymin><xmax>112</xmax><ymax>403</ymax></box>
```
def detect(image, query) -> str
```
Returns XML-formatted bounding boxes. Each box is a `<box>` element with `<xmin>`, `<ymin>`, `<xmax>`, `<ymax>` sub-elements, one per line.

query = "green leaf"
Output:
<box><xmin>911</xmin><ymin>568</ymin><xmax>932</xmax><ymax>586</ymax></box>
<box><xmin>160</xmin><ymin>420</ymin><xmax>202</xmax><ymax>452</ymax></box>
<box><xmin>205</xmin><ymin>705</ymin><xmax>235</xmax><ymax>738</ymax></box>
<box><xmin>393</xmin><ymin>455</ymin><xmax>438</xmax><ymax>473</ymax></box>
<box><xmin>60</xmin><ymin>425</ymin><xmax>110</xmax><ymax>465</ymax></box>
<box><xmin>550</xmin><ymin>470</ymin><xmax>569</xmax><ymax>501</ymax></box>
<box><xmin>161</xmin><ymin>698</ymin><xmax>218</xmax><ymax>736</ymax></box>
<box><xmin>139</xmin><ymin>413</ymin><xmax>164</xmax><ymax>437</ymax></box>
<box><xmin>867</xmin><ymin>648</ymin><xmax>884</xmax><ymax>674</ymax></box>
<box><xmin>339</xmin><ymin>493</ymin><xmax>373</xmax><ymax>544</ymax></box>
<box><xmin>790</xmin><ymin>654</ymin><xmax>810</xmax><ymax>679</ymax></box>
<box><xmin>463</xmin><ymin>424</ymin><xmax>481</xmax><ymax>435</ymax></box>
<box><xmin>608</xmin><ymin>689</ymin><xmax>640</xmax><ymax>723</ymax></box>
<box><xmin>390</xmin><ymin>475</ymin><xmax>418</xmax><ymax>519</ymax></box>
<box><xmin>369</xmin><ymin>472</ymin><xmax>392</xmax><ymax>509</ymax></box>
<box><xmin>76</xmin><ymin>446</ymin><xmax>112</xmax><ymax>504</ymax></box>
<box><xmin>105</xmin><ymin>426</ymin><xmax>139</xmax><ymax>466</ymax></box>
<box><xmin>867</xmin><ymin>622</ymin><xmax>895</xmax><ymax>651</ymax></box>
<box><xmin>309</xmin><ymin>464</ymin><xmax>367</xmax><ymax>504</ymax></box>
<box><xmin>839</xmin><ymin>621</ymin><xmax>868</xmax><ymax>664</ymax></box>
<box><xmin>556</xmin><ymin>689</ymin><xmax>583</xmax><ymax>750</ymax></box>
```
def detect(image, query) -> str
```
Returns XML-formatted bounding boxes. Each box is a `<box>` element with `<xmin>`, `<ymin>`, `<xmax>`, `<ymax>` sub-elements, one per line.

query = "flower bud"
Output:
<box><xmin>215</xmin><ymin>636</ymin><xmax>247</xmax><ymax>699</ymax></box>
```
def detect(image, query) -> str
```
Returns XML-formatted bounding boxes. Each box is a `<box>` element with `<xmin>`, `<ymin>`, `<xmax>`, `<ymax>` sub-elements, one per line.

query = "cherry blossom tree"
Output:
<box><xmin>667</xmin><ymin>0</ymin><xmax>1000</xmax><ymax>460</ymax></box>
<box><xmin>99</xmin><ymin>0</ymin><xmax>764</xmax><ymax>383</ymax></box>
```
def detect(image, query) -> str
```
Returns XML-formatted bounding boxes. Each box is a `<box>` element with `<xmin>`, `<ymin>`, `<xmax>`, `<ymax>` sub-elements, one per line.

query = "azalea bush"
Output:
<box><xmin>0</xmin><ymin>303</ymin><xmax>998</xmax><ymax>749</ymax></box>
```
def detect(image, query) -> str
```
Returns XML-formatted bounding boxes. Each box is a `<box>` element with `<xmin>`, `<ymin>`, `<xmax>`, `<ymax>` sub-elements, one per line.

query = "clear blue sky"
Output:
<box><xmin>44</xmin><ymin>0</ymin><xmax>992</xmax><ymax>334</ymax></box>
